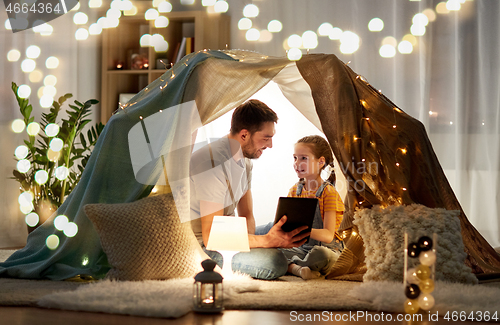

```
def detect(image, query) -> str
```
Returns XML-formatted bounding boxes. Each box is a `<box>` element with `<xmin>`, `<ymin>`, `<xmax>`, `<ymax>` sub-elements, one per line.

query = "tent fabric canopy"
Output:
<box><xmin>1</xmin><ymin>50</ymin><xmax>499</xmax><ymax>281</ymax></box>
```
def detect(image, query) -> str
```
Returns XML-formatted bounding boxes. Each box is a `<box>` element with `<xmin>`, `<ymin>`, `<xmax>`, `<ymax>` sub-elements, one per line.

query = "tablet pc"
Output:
<box><xmin>273</xmin><ymin>197</ymin><xmax>318</xmax><ymax>240</ymax></box>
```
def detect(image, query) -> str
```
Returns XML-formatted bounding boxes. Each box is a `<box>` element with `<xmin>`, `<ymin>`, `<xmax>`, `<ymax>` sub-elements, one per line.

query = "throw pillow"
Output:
<box><xmin>353</xmin><ymin>204</ymin><xmax>477</xmax><ymax>284</ymax></box>
<box><xmin>84</xmin><ymin>193</ymin><xmax>208</xmax><ymax>281</ymax></box>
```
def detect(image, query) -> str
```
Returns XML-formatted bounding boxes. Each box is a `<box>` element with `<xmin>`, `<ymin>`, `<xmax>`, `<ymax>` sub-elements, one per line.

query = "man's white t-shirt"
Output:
<box><xmin>190</xmin><ymin>137</ymin><xmax>252</xmax><ymax>245</ymax></box>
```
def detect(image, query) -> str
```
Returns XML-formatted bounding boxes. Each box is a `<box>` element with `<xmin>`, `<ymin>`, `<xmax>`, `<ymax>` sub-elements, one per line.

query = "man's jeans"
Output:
<box><xmin>203</xmin><ymin>222</ymin><xmax>287</xmax><ymax>280</ymax></box>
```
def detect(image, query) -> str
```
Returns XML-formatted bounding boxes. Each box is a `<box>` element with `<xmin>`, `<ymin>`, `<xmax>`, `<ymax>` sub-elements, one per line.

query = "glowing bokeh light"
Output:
<box><xmin>411</xmin><ymin>24</ymin><xmax>426</xmax><ymax>36</ymax></box>
<box><xmin>5</xmin><ymin>19</ymin><xmax>12</xmax><ymax>30</ymax></box>
<box><xmin>55</xmin><ymin>166</ymin><xmax>69</xmax><ymax>180</ymax></box>
<box><xmin>318</xmin><ymin>22</ymin><xmax>333</xmax><ymax>36</ymax></box>
<box><xmin>202</xmin><ymin>0</ymin><xmax>216</xmax><ymax>6</ymax></box>
<box><xmin>45</xmin><ymin>123</ymin><xmax>60</xmax><ymax>137</ymax></box>
<box><xmin>110</xmin><ymin>0</ymin><xmax>121</xmax><ymax>10</ymax></box>
<box><xmin>15</xmin><ymin>145</ymin><xmax>29</xmax><ymax>160</ymax></box>
<box><xmin>17</xmin><ymin>159</ymin><xmax>31</xmax><ymax>173</ymax></box>
<box><xmin>35</xmin><ymin>169</ymin><xmax>49</xmax><ymax>185</ymax></box>
<box><xmin>26</xmin><ymin>45</ymin><xmax>41</xmax><ymax>59</ymax></box>
<box><xmin>267</xmin><ymin>20</ymin><xmax>282</xmax><ymax>33</ymax></box>
<box><xmin>20</xmin><ymin>202</ymin><xmax>34</xmax><ymax>214</ymax></box>
<box><xmin>37</xmin><ymin>86</ymin><xmax>46</xmax><ymax>99</ymax></box>
<box><xmin>214</xmin><ymin>0</ymin><xmax>228</xmax><ymax>13</ymax></box>
<box><xmin>43</xmin><ymin>85</ymin><xmax>57</xmax><ymax>97</ymax></box>
<box><xmin>50</xmin><ymin>138</ymin><xmax>64</xmax><ymax>151</ymax></box>
<box><xmin>423</xmin><ymin>8</ymin><xmax>437</xmax><ymax>22</ymax></box>
<box><xmin>238</xmin><ymin>18</ymin><xmax>252</xmax><ymax>30</ymax></box>
<box><xmin>180</xmin><ymin>0</ymin><xmax>195</xmax><ymax>4</ymax></box>
<box><xmin>40</xmin><ymin>95</ymin><xmax>54</xmax><ymax>108</ymax></box>
<box><xmin>245</xmin><ymin>28</ymin><xmax>260</xmax><ymax>41</ymax></box>
<box><xmin>398</xmin><ymin>40</ymin><xmax>413</xmax><ymax>54</ymax></box>
<box><xmin>155</xmin><ymin>16</ymin><xmax>169</xmax><ymax>28</ymax></box>
<box><xmin>7</xmin><ymin>49</ymin><xmax>21</xmax><ymax>62</ymax></box>
<box><xmin>25</xmin><ymin>212</ymin><xmax>39</xmax><ymax>227</ymax></box>
<box><xmin>328</xmin><ymin>27</ymin><xmax>343</xmax><ymax>40</ymax></box>
<box><xmin>124</xmin><ymin>5</ymin><xmax>138</xmax><ymax>15</ymax></box>
<box><xmin>382</xmin><ymin>36</ymin><xmax>398</xmax><ymax>47</ymax></box>
<box><xmin>107</xmin><ymin>8</ymin><xmax>122</xmax><ymax>20</ymax></box>
<box><xmin>436</xmin><ymin>2</ymin><xmax>449</xmax><ymax>14</ymax></box>
<box><xmin>413</xmin><ymin>13</ymin><xmax>429</xmax><ymax>26</ymax></box>
<box><xmin>403</xmin><ymin>34</ymin><xmax>418</xmax><ymax>46</ymax></box>
<box><xmin>39</xmin><ymin>23</ymin><xmax>54</xmax><ymax>36</ymax></box>
<box><xmin>46</xmin><ymin>234</ymin><xmax>60</xmax><ymax>250</ymax></box>
<box><xmin>73</xmin><ymin>12</ymin><xmax>89</xmax><ymax>25</ymax></box>
<box><xmin>47</xmin><ymin>149</ymin><xmax>61</xmax><ymax>161</ymax></box>
<box><xmin>158</xmin><ymin>1</ymin><xmax>172</xmax><ymax>13</ymax></box>
<box><xmin>27</xmin><ymin>122</ymin><xmax>40</xmax><ymax>136</ymax></box>
<box><xmin>54</xmin><ymin>215</ymin><xmax>69</xmax><ymax>231</ymax></box>
<box><xmin>18</xmin><ymin>191</ymin><xmax>34</xmax><ymax>206</ymax></box>
<box><xmin>287</xmin><ymin>48</ymin><xmax>302</xmax><ymax>61</ymax></box>
<box><xmin>88</xmin><ymin>0</ymin><xmax>102</xmax><ymax>8</ymax></box>
<box><xmin>11</xmin><ymin>119</ymin><xmax>26</xmax><ymax>133</ymax></box>
<box><xmin>21</xmin><ymin>59</ymin><xmax>36</xmax><ymax>73</ymax></box>
<box><xmin>368</xmin><ymin>18</ymin><xmax>384</xmax><ymax>32</ymax></box>
<box><xmin>446</xmin><ymin>0</ymin><xmax>461</xmax><ymax>11</ymax></box>
<box><xmin>287</xmin><ymin>34</ymin><xmax>302</xmax><ymax>48</ymax></box>
<box><xmin>29</xmin><ymin>70</ymin><xmax>43</xmax><ymax>83</ymax></box>
<box><xmin>18</xmin><ymin>85</ymin><xmax>32</xmax><ymax>98</ymax></box>
<box><xmin>119</xmin><ymin>0</ymin><xmax>133</xmax><ymax>10</ymax></box>
<box><xmin>243</xmin><ymin>4</ymin><xmax>259</xmax><ymax>18</ymax></box>
<box><xmin>44</xmin><ymin>75</ymin><xmax>57</xmax><ymax>86</ymax></box>
<box><xmin>380</xmin><ymin>44</ymin><xmax>397</xmax><ymax>58</ymax></box>
<box><xmin>64</xmin><ymin>222</ymin><xmax>79</xmax><ymax>237</ymax></box>
<box><xmin>75</xmin><ymin>28</ymin><xmax>89</xmax><ymax>40</ymax></box>
<box><xmin>302</xmin><ymin>30</ymin><xmax>318</xmax><ymax>49</ymax></box>
<box><xmin>259</xmin><ymin>30</ymin><xmax>273</xmax><ymax>42</ymax></box>
<box><xmin>150</xmin><ymin>34</ymin><xmax>165</xmax><ymax>47</ymax></box>
<box><xmin>340</xmin><ymin>31</ymin><xmax>360</xmax><ymax>54</ymax></box>
<box><xmin>145</xmin><ymin>8</ymin><xmax>159</xmax><ymax>20</ymax></box>
<box><xmin>140</xmin><ymin>34</ymin><xmax>151</xmax><ymax>47</ymax></box>
<box><xmin>89</xmin><ymin>23</ymin><xmax>103</xmax><ymax>35</ymax></box>
<box><xmin>154</xmin><ymin>40</ymin><xmax>169</xmax><ymax>52</ymax></box>
<box><xmin>46</xmin><ymin>56</ymin><xmax>59</xmax><ymax>69</ymax></box>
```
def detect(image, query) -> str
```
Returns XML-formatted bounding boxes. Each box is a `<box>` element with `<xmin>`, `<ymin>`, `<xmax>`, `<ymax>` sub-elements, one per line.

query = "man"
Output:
<box><xmin>190</xmin><ymin>99</ymin><xmax>309</xmax><ymax>280</ymax></box>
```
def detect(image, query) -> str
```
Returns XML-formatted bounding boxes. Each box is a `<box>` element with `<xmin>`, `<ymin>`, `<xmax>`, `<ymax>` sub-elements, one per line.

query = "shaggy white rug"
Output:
<box><xmin>38</xmin><ymin>274</ymin><xmax>260</xmax><ymax>318</ymax></box>
<box><xmin>3</xmin><ymin>249</ymin><xmax>500</xmax><ymax>319</ymax></box>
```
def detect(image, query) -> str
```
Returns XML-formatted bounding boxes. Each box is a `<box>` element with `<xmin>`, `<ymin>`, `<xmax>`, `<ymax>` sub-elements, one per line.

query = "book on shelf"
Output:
<box><xmin>186</xmin><ymin>37</ymin><xmax>195</xmax><ymax>55</ymax></box>
<box><xmin>175</xmin><ymin>37</ymin><xmax>187</xmax><ymax>63</ymax></box>
<box><xmin>172</xmin><ymin>37</ymin><xmax>196</xmax><ymax>64</ymax></box>
<box><xmin>170</xmin><ymin>42</ymin><xmax>181</xmax><ymax>65</ymax></box>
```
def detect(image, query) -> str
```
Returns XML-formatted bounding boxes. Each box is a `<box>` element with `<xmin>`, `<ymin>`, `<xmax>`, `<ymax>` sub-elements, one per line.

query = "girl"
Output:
<box><xmin>283</xmin><ymin>135</ymin><xmax>344</xmax><ymax>280</ymax></box>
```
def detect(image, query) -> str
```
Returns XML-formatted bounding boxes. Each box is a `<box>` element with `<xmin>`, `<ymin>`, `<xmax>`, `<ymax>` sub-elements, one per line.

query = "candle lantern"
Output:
<box><xmin>193</xmin><ymin>259</ymin><xmax>223</xmax><ymax>313</ymax></box>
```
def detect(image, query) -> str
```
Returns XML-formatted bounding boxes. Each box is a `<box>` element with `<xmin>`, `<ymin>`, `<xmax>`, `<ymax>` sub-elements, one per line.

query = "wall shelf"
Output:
<box><xmin>100</xmin><ymin>10</ymin><xmax>230</xmax><ymax>122</ymax></box>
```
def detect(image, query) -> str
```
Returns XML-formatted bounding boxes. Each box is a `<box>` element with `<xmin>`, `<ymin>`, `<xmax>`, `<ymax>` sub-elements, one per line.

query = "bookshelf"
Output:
<box><xmin>100</xmin><ymin>10</ymin><xmax>230</xmax><ymax>123</ymax></box>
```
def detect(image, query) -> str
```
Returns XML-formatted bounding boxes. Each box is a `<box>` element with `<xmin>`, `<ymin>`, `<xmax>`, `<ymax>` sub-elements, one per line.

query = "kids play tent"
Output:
<box><xmin>1</xmin><ymin>50</ymin><xmax>499</xmax><ymax>280</ymax></box>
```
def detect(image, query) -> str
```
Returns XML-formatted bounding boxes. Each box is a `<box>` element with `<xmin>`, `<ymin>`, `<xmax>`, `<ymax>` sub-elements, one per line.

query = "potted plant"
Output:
<box><xmin>11</xmin><ymin>82</ymin><xmax>105</xmax><ymax>232</ymax></box>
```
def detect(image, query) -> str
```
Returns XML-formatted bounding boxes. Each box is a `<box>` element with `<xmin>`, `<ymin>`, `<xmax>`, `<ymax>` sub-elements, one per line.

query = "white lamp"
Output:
<box><xmin>206</xmin><ymin>216</ymin><xmax>250</xmax><ymax>277</ymax></box>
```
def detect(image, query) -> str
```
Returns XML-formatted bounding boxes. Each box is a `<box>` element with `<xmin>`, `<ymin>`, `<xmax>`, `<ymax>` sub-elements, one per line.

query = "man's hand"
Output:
<box><xmin>264</xmin><ymin>215</ymin><xmax>310</xmax><ymax>248</ymax></box>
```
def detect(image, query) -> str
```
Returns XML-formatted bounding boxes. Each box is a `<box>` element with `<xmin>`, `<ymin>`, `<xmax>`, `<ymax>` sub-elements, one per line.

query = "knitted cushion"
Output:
<box><xmin>84</xmin><ymin>193</ymin><xmax>208</xmax><ymax>281</ymax></box>
<box><xmin>353</xmin><ymin>204</ymin><xmax>477</xmax><ymax>284</ymax></box>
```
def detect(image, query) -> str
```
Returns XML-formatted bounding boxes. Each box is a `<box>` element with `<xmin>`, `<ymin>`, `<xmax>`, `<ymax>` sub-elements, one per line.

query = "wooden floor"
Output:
<box><xmin>1</xmin><ymin>307</ymin><xmax>497</xmax><ymax>325</ymax></box>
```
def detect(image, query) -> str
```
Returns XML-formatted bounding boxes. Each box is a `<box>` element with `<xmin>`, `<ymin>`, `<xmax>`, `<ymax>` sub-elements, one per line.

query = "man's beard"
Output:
<box><xmin>241</xmin><ymin>136</ymin><xmax>262</xmax><ymax>159</ymax></box>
